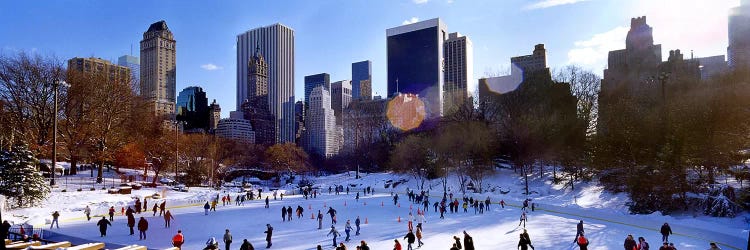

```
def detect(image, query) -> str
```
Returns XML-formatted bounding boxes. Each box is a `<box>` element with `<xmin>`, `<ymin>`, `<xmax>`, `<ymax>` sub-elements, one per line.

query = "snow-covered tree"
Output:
<box><xmin>0</xmin><ymin>144</ymin><xmax>50</xmax><ymax>208</ymax></box>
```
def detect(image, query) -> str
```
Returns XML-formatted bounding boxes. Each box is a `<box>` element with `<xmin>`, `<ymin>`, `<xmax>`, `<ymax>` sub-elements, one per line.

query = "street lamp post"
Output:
<box><xmin>51</xmin><ymin>80</ymin><xmax>68</xmax><ymax>186</ymax></box>
<box><xmin>173</xmin><ymin>120</ymin><xmax>183</xmax><ymax>184</ymax></box>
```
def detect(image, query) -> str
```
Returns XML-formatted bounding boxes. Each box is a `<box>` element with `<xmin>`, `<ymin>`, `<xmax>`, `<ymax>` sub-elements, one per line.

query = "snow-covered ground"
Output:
<box><xmin>4</xmin><ymin>169</ymin><xmax>747</xmax><ymax>250</ymax></box>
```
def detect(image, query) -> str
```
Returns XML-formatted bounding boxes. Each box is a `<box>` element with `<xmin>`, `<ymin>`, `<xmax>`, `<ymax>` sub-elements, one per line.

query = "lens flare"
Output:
<box><xmin>386</xmin><ymin>93</ymin><xmax>425</xmax><ymax>131</ymax></box>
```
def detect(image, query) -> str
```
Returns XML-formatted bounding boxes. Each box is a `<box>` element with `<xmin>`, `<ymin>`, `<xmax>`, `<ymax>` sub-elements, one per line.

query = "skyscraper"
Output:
<box><xmin>241</xmin><ymin>48</ymin><xmax>276</xmax><ymax>145</ymax></box>
<box><xmin>140</xmin><ymin>20</ymin><xmax>176</xmax><ymax>119</ymax></box>
<box><xmin>237</xmin><ymin>23</ymin><xmax>295</xmax><ymax>143</ymax></box>
<box><xmin>208</xmin><ymin>99</ymin><xmax>221</xmax><ymax>133</ymax></box>
<box><xmin>331</xmin><ymin>80</ymin><xmax>352</xmax><ymax>125</ymax></box>
<box><xmin>351</xmin><ymin>60</ymin><xmax>372</xmax><ymax>100</ymax></box>
<box><xmin>304</xmin><ymin>73</ymin><xmax>330</xmax><ymax>109</ymax></box>
<box><xmin>176</xmin><ymin>86</ymin><xmax>209</xmax><ymax>132</ymax></box>
<box><xmin>117</xmin><ymin>55</ymin><xmax>140</xmax><ymax>95</ymax></box>
<box><xmin>729</xmin><ymin>0</ymin><xmax>750</xmax><ymax>69</ymax></box>
<box><xmin>306</xmin><ymin>85</ymin><xmax>337</xmax><ymax>158</ymax></box>
<box><xmin>443</xmin><ymin>32</ymin><xmax>473</xmax><ymax>114</ymax></box>
<box><xmin>387</xmin><ymin>18</ymin><xmax>447</xmax><ymax>119</ymax></box>
<box><xmin>216</xmin><ymin>111</ymin><xmax>255</xmax><ymax>143</ymax></box>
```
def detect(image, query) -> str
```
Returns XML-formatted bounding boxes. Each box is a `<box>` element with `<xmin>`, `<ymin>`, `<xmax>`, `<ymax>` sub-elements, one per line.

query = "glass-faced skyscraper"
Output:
<box><xmin>351</xmin><ymin>60</ymin><xmax>372</xmax><ymax>100</ymax></box>
<box><xmin>176</xmin><ymin>86</ymin><xmax>209</xmax><ymax>131</ymax></box>
<box><xmin>304</xmin><ymin>73</ymin><xmax>330</xmax><ymax>110</ymax></box>
<box><xmin>237</xmin><ymin>23</ymin><xmax>295</xmax><ymax>143</ymax></box>
<box><xmin>117</xmin><ymin>55</ymin><xmax>140</xmax><ymax>95</ymax></box>
<box><xmin>386</xmin><ymin>18</ymin><xmax>447</xmax><ymax>119</ymax></box>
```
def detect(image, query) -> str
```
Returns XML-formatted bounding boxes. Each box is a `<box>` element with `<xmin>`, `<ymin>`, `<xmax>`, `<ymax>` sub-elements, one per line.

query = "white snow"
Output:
<box><xmin>4</xmin><ymin>168</ymin><xmax>747</xmax><ymax>250</ymax></box>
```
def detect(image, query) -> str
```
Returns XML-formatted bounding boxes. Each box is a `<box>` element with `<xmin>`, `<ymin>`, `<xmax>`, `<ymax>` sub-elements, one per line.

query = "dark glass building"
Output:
<box><xmin>176</xmin><ymin>86</ymin><xmax>209</xmax><ymax>131</ymax></box>
<box><xmin>351</xmin><ymin>60</ymin><xmax>372</xmax><ymax>100</ymax></box>
<box><xmin>386</xmin><ymin>18</ymin><xmax>447</xmax><ymax>118</ymax></box>
<box><xmin>304</xmin><ymin>73</ymin><xmax>330</xmax><ymax>109</ymax></box>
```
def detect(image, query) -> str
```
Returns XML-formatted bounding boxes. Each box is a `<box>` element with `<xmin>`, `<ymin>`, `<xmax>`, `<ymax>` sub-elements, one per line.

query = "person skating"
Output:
<box><xmin>318</xmin><ymin>210</ymin><xmax>324</xmax><ymax>229</ymax></box>
<box><xmin>135</xmin><ymin>199</ymin><xmax>142</xmax><ymax>214</ymax></box>
<box><xmin>108</xmin><ymin>206</ymin><xmax>115</xmax><ymax>221</ymax></box>
<box><xmin>659</xmin><ymin>242</ymin><xmax>670</xmax><ymax>250</ymax></box>
<box><xmin>345</xmin><ymin>220</ymin><xmax>353</xmax><ymax>242</ymax></box>
<box><xmin>415</xmin><ymin>224</ymin><xmax>423</xmax><ymax>248</ymax></box>
<box><xmin>327</xmin><ymin>225</ymin><xmax>341</xmax><ymax>247</ymax></box>
<box><xmin>360</xmin><ymin>240</ymin><xmax>370</xmax><ymax>250</ymax></box>
<box><xmin>660</xmin><ymin>223</ymin><xmax>672</xmax><ymax>243</ymax></box>
<box><xmin>240</xmin><ymin>239</ymin><xmax>254</xmax><ymax>250</ymax></box>
<box><xmin>453</xmin><ymin>236</ymin><xmax>463</xmax><ymax>249</ymax></box>
<box><xmin>127</xmin><ymin>212</ymin><xmax>136</xmax><ymax>235</ymax></box>
<box><xmin>211</xmin><ymin>199</ymin><xmax>218</xmax><ymax>211</ymax></box>
<box><xmin>337</xmin><ymin>242</ymin><xmax>347</xmax><ymax>250</ymax></box>
<box><xmin>463</xmin><ymin>231</ymin><xmax>475</xmax><ymax>250</ymax></box>
<box><xmin>84</xmin><ymin>205</ymin><xmax>91</xmax><ymax>221</ymax></box>
<box><xmin>393</xmin><ymin>193</ymin><xmax>399</xmax><ymax>205</ymax></box>
<box><xmin>407</xmin><ymin>212</ymin><xmax>414</xmax><ymax>231</ymax></box>
<box><xmin>50</xmin><ymin>211</ymin><xmax>60</xmax><ymax>229</ymax></box>
<box><xmin>450</xmin><ymin>243</ymin><xmax>460</xmax><ymax>250</ymax></box>
<box><xmin>393</xmin><ymin>239</ymin><xmax>402</xmax><ymax>250</ymax></box>
<box><xmin>205</xmin><ymin>237</ymin><xmax>219</xmax><ymax>250</ymax></box>
<box><xmin>575</xmin><ymin>220</ymin><xmax>585</xmax><ymax>242</ymax></box>
<box><xmin>637</xmin><ymin>236</ymin><xmax>650</xmax><ymax>250</ymax></box>
<box><xmin>521</xmin><ymin>229</ymin><xmax>535</xmax><ymax>250</ymax></box>
<box><xmin>160</xmin><ymin>201</ymin><xmax>166</xmax><ymax>216</ymax></box>
<box><xmin>152</xmin><ymin>203</ymin><xmax>158</xmax><ymax>216</ymax></box>
<box><xmin>403</xmin><ymin>230</ymin><xmax>415</xmax><ymax>250</ymax></box>
<box><xmin>281</xmin><ymin>206</ymin><xmax>287</xmax><ymax>221</ymax></box>
<box><xmin>172</xmin><ymin>230</ymin><xmax>184</xmax><ymax>249</ymax></box>
<box><xmin>1</xmin><ymin>220</ymin><xmax>11</xmax><ymax>241</ymax></box>
<box><xmin>286</xmin><ymin>206</ymin><xmax>293</xmax><ymax>221</ymax></box>
<box><xmin>328</xmin><ymin>207</ymin><xmax>338</xmax><ymax>224</ymax></box>
<box><xmin>500</xmin><ymin>199</ymin><xmax>505</xmax><ymax>208</ymax></box>
<box><xmin>137</xmin><ymin>217</ymin><xmax>148</xmax><ymax>240</ymax></box>
<box><xmin>296</xmin><ymin>205</ymin><xmax>304</xmax><ymax>219</ymax></box>
<box><xmin>264</xmin><ymin>224</ymin><xmax>273</xmax><ymax>248</ymax></box>
<box><xmin>519</xmin><ymin>212</ymin><xmax>527</xmax><ymax>228</ymax></box>
<box><xmin>577</xmin><ymin>233</ymin><xmax>589</xmax><ymax>250</ymax></box>
<box><xmin>265</xmin><ymin>197</ymin><xmax>269</xmax><ymax>208</ymax></box>
<box><xmin>518</xmin><ymin>233</ymin><xmax>532</xmax><ymax>250</ymax></box>
<box><xmin>164</xmin><ymin>210</ymin><xmax>175</xmax><ymax>227</ymax></box>
<box><xmin>204</xmin><ymin>202</ymin><xmax>210</xmax><ymax>215</ymax></box>
<box><xmin>355</xmin><ymin>216</ymin><xmax>361</xmax><ymax>235</ymax></box>
<box><xmin>96</xmin><ymin>217</ymin><xmax>111</xmax><ymax>237</ymax></box>
<box><xmin>707</xmin><ymin>242</ymin><xmax>721</xmax><ymax>250</ymax></box>
<box><xmin>223</xmin><ymin>229</ymin><xmax>233</xmax><ymax>250</ymax></box>
<box><xmin>624</xmin><ymin>235</ymin><xmax>637</xmax><ymax>250</ymax></box>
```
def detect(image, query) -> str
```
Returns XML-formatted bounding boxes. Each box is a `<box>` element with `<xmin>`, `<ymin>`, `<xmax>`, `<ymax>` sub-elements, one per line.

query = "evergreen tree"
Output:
<box><xmin>0</xmin><ymin>144</ymin><xmax>50</xmax><ymax>208</ymax></box>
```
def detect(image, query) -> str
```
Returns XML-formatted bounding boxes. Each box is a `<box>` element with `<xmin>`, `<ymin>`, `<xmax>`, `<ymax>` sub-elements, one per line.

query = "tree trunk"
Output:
<box><xmin>70</xmin><ymin>157</ymin><xmax>78</xmax><ymax>175</ymax></box>
<box><xmin>97</xmin><ymin>161</ymin><xmax>104</xmax><ymax>183</ymax></box>
<box><xmin>523</xmin><ymin>164</ymin><xmax>529</xmax><ymax>196</ymax></box>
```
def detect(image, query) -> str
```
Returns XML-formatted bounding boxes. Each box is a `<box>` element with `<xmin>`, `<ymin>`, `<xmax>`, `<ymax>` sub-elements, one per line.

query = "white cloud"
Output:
<box><xmin>413</xmin><ymin>0</ymin><xmax>428</xmax><ymax>4</ymax></box>
<box><xmin>525</xmin><ymin>0</ymin><xmax>589</xmax><ymax>10</ymax></box>
<box><xmin>446</xmin><ymin>0</ymin><xmax>454</xmax><ymax>3</ymax></box>
<box><xmin>200</xmin><ymin>63</ymin><xmax>222</xmax><ymax>71</ymax></box>
<box><xmin>567</xmin><ymin>26</ymin><xmax>629</xmax><ymax>70</ymax></box>
<box><xmin>402</xmin><ymin>17</ymin><xmax>420</xmax><ymax>25</ymax></box>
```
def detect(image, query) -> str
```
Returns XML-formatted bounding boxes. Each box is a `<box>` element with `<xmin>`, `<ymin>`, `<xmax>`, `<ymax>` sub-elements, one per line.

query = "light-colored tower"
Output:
<box><xmin>208</xmin><ymin>99</ymin><xmax>221</xmax><ymax>133</ymax></box>
<box><xmin>306</xmin><ymin>85</ymin><xmax>337</xmax><ymax>158</ymax></box>
<box><xmin>237</xmin><ymin>23</ymin><xmax>295</xmax><ymax>143</ymax></box>
<box><xmin>443</xmin><ymin>32</ymin><xmax>473</xmax><ymax>114</ymax></box>
<box><xmin>331</xmin><ymin>80</ymin><xmax>352</xmax><ymax>125</ymax></box>
<box><xmin>67</xmin><ymin>57</ymin><xmax>131</xmax><ymax>84</ymax></box>
<box><xmin>729</xmin><ymin>0</ymin><xmax>750</xmax><ymax>69</ymax></box>
<box><xmin>140</xmin><ymin>20</ymin><xmax>176</xmax><ymax>119</ymax></box>
<box><xmin>216</xmin><ymin>111</ymin><xmax>255</xmax><ymax>143</ymax></box>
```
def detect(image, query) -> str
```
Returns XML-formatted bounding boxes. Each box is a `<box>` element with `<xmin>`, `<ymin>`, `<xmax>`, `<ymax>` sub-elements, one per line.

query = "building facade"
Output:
<box><xmin>387</xmin><ymin>18</ymin><xmax>447</xmax><ymax>119</ymax></box>
<box><xmin>729</xmin><ymin>0</ymin><xmax>750</xmax><ymax>70</ymax></box>
<box><xmin>304</xmin><ymin>73</ymin><xmax>330</xmax><ymax>110</ymax></box>
<box><xmin>67</xmin><ymin>57</ymin><xmax>131</xmax><ymax>84</ymax></box>
<box><xmin>351</xmin><ymin>60</ymin><xmax>372</xmax><ymax>100</ymax></box>
<box><xmin>241</xmin><ymin>48</ymin><xmax>276</xmax><ymax>145</ymax></box>
<box><xmin>331</xmin><ymin>80</ymin><xmax>352</xmax><ymax>125</ymax></box>
<box><xmin>140</xmin><ymin>20</ymin><xmax>177</xmax><ymax>119</ymax></box>
<box><xmin>236</xmin><ymin>23</ymin><xmax>296</xmax><ymax>143</ymax></box>
<box><xmin>208</xmin><ymin>99</ymin><xmax>221</xmax><ymax>133</ymax></box>
<box><xmin>306</xmin><ymin>86</ymin><xmax>338</xmax><ymax>158</ymax></box>
<box><xmin>176</xmin><ymin>86</ymin><xmax>209</xmax><ymax>132</ymax></box>
<box><xmin>443</xmin><ymin>32</ymin><xmax>473</xmax><ymax>114</ymax></box>
<box><xmin>216</xmin><ymin>111</ymin><xmax>255</xmax><ymax>143</ymax></box>
<box><xmin>342</xmin><ymin>98</ymin><xmax>390</xmax><ymax>154</ymax></box>
<box><xmin>117</xmin><ymin>55</ymin><xmax>140</xmax><ymax>95</ymax></box>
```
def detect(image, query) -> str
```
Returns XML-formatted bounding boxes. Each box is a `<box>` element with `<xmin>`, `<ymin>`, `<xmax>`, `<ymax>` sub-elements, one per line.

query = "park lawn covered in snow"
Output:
<box><xmin>5</xmin><ymin>169</ymin><xmax>748</xmax><ymax>250</ymax></box>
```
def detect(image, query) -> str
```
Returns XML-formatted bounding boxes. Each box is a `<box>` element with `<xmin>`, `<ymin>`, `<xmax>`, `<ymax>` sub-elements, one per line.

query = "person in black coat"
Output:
<box><xmin>281</xmin><ymin>207</ymin><xmax>287</xmax><ymax>221</ymax></box>
<box><xmin>518</xmin><ymin>233</ymin><xmax>532</xmax><ymax>250</ymax></box>
<box><xmin>137</xmin><ymin>217</ymin><xmax>148</xmax><ymax>240</ymax></box>
<box><xmin>1</xmin><ymin>220</ymin><xmax>11</xmax><ymax>240</ymax></box>
<box><xmin>575</xmin><ymin>220</ymin><xmax>585</xmax><ymax>242</ymax></box>
<box><xmin>96</xmin><ymin>217</ymin><xmax>112</xmax><ymax>237</ymax></box>
<box><xmin>264</xmin><ymin>224</ymin><xmax>273</xmax><ymax>248</ymax></box>
<box><xmin>453</xmin><ymin>236</ymin><xmax>462</xmax><ymax>249</ymax></box>
<box><xmin>624</xmin><ymin>235</ymin><xmax>637</xmax><ymax>250</ymax></box>
<box><xmin>463</xmin><ymin>231</ymin><xmax>475</xmax><ymax>250</ymax></box>
<box><xmin>660</xmin><ymin>223</ymin><xmax>672</xmax><ymax>243</ymax></box>
<box><xmin>403</xmin><ymin>230</ymin><xmax>416</xmax><ymax>250</ymax></box>
<box><xmin>127</xmin><ymin>213</ymin><xmax>136</xmax><ymax>235</ymax></box>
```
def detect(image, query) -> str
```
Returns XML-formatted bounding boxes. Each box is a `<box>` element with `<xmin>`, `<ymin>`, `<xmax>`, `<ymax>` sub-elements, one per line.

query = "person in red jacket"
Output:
<box><xmin>393</xmin><ymin>239</ymin><xmax>402</xmax><ymax>250</ymax></box>
<box><xmin>137</xmin><ymin>217</ymin><xmax>148</xmax><ymax>240</ymax></box>
<box><xmin>172</xmin><ymin>230</ymin><xmax>184</xmax><ymax>249</ymax></box>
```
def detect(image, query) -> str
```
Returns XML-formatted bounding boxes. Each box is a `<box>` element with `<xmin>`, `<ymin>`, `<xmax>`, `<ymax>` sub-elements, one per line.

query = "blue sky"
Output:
<box><xmin>0</xmin><ymin>0</ymin><xmax>738</xmax><ymax>117</ymax></box>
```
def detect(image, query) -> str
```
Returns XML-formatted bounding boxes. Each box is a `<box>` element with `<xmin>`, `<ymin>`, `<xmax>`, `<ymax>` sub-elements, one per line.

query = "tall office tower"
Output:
<box><xmin>351</xmin><ymin>60</ymin><xmax>372</xmax><ymax>100</ymax></box>
<box><xmin>176</xmin><ymin>86</ymin><xmax>209</xmax><ymax>132</ymax></box>
<box><xmin>67</xmin><ymin>57</ymin><xmax>131</xmax><ymax>84</ymax></box>
<box><xmin>208</xmin><ymin>99</ymin><xmax>221</xmax><ymax>133</ymax></box>
<box><xmin>304</xmin><ymin>73</ymin><xmax>330</xmax><ymax>109</ymax></box>
<box><xmin>510</xmin><ymin>44</ymin><xmax>547</xmax><ymax>75</ymax></box>
<box><xmin>387</xmin><ymin>18</ymin><xmax>447</xmax><ymax>119</ymax></box>
<box><xmin>294</xmin><ymin>100</ymin><xmax>305</xmax><ymax>144</ymax></box>
<box><xmin>306</xmin><ymin>86</ymin><xmax>338</xmax><ymax>158</ymax></box>
<box><xmin>140</xmin><ymin>20</ymin><xmax>176</xmax><ymax>119</ymax></box>
<box><xmin>216</xmin><ymin>111</ymin><xmax>255</xmax><ymax>143</ymax></box>
<box><xmin>237</xmin><ymin>23</ymin><xmax>295</xmax><ymax>143</ymax></box>
<box><xmin>241</xmin><ymin>48</ymin><xmax>276</xmax><ymax>145</ymax></box>
<box><xmin>443</xmin><ymin>32</ymin><xmax>473</xmax><ymax>114</ymax></box>
<box><xmin>331</xmin><ymin>80</ymin><xmax>352</xmax><ymax>125</ymax></box>
<box><xmin>729</xmin><ymin>0</ymin><xmax>750</xmax><ymax>69</ymax></box>
<box><xmin>117</xmin><ymin>55</ymin><xmax>140</xmax><ymax>95</ymax></box>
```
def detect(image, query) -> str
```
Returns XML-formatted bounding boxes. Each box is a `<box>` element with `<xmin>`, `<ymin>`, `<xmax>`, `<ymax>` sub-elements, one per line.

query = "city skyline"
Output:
<box><xmin>0</xmin><ymin>0</ymin><xmax>738</xmax><ymax>118</ymax></box>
